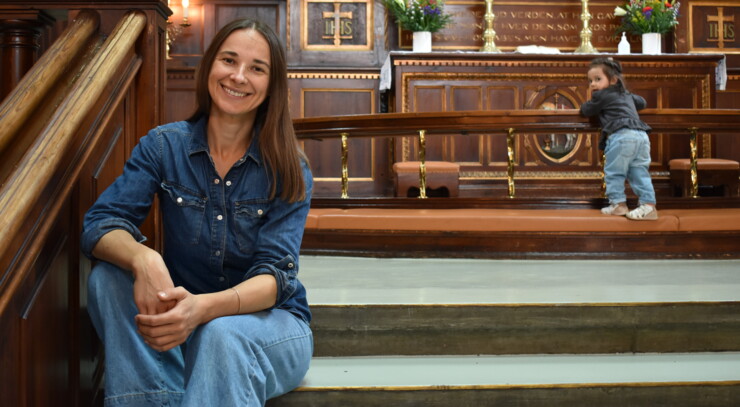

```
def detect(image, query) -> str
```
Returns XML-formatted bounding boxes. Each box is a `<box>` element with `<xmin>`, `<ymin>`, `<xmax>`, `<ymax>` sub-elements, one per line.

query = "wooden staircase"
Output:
<box><xmin>267</xmin><ymin>256</ymin><xmax>740</xmax><ymax>406</ymax></box>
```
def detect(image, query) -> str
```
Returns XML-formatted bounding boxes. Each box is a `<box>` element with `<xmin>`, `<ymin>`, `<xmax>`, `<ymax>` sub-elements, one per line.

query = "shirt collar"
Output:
<box><xmin>188</xmin><ymin>115</ymin><xmax>263</xmax><ymax>167</ymax></box>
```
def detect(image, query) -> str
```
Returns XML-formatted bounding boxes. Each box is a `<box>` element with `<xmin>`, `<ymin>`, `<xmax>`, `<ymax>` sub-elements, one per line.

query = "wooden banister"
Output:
<box><xmin>0</xmin><ymin>9</ymin><xmax>99</xmax><ymax>155</ymax></box>
<box><xmin>293</xmin><ymin>109</ymin><xmax>740</xmax><ymax>199</ymax></box>
<box><xmin>293</xmin><ymin>109</ymin><xmax>740</xmax><ymax>139</ymax></box>
<box><xmin>0</xmin><ymin>10</ymin><xmax>147</xmax><ymax>264</ymax></box>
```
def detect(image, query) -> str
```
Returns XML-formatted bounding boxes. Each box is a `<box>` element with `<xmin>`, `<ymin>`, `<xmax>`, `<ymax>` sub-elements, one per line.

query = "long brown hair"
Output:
<box><xmin>187</xmin><ymin>19</ymin><xmax>307</xmax><ymax>203</ymax></box>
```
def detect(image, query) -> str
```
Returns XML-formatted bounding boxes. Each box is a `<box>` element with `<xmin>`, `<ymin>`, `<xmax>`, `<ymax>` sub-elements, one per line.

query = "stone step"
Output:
<box><xmin>311</xmin><ymin>302</ymin><xmax>740</xmax><ymax>356</ymax></box>
<box><xmin>301</xmin><ymin>257</ymin><xmax>740</xmax><ymax>356</ymax></box>
<box><xmin>267</xmin><ymin>353</ymin><xmax>740</xmax><ymax>407</ymax></box>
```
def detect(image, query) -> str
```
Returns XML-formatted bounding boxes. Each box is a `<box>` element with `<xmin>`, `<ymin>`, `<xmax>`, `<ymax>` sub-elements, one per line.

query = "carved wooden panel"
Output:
<box><xmin>21</xmin><ymin>230</ymin><xmax>71</xmax><ymax>407</ymax></box>
<box><xmin>167</xmin><ymin>0</ymin><xmax>287</xmax><ymax>68</ymax></box>
<box><xmin>288</xmin><ymin>71</ymin><xmax>386</xmax><ymax>196</ymax></box>
<box><xmin>389</xmin><ymin>53</ymin><xmax>724</xmax><ymax>191</ymax></box>
<box><xmin>688</xmin><ymin>2</ymin><xmax>740</xmax><ymax>53</ymax></box>
<box><xmin>165</xmin><ymin>67</ymin><xmax>197</xmax><ymax>123</ymax></box>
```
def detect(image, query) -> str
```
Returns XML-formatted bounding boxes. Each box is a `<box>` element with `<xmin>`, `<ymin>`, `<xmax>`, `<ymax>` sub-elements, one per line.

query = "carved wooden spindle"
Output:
<box><xmin>688</xmin><ymin>127</ymin><xmax>699</xmax><ymax>198</ymax></box>
<box><xmin>0</xmin><ymin>12</ymin><xmax>53</xmax><ymax>100</ymax></box>
<box><xmin>418</xmin><ymin>129</ymin><xmax>427</xmax><ymax>199</ymax></box>
<box><xmin>340</xmin><ymin>132</ymin><xmax>349</xmax><ymax>199</ymax></box>
<box><xmin>507</xmin><ymin>127</ymin><xmax>516</xmax><ymax>198</ymax></box>
<box><xmin>600</xmin><ymin>151</ymin><xmax>607</xmax><ymax>198</ymax></box>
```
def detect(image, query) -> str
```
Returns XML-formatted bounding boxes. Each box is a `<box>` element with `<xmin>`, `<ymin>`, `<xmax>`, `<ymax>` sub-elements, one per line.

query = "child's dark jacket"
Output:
<box><xmin>580</xmin><ymin>85</ymin><xmax>651</xmax><ymax>150</ymax></box>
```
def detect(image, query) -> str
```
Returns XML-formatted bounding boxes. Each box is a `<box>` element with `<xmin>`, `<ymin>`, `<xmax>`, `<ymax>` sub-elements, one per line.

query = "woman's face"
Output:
<box><xmin>587</xmin><ymin>66</ymin><xmax>616</xmax><ymax>92</ymax></box>
<box><xmin>208</xmin><ymin>28</ymin><xmax>271</xmax><ymax>119</ymax></box>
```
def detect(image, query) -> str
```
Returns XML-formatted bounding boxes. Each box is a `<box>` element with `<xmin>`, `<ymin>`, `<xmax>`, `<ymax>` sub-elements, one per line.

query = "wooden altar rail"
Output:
<box><xmin>293</xmin><ymin>109</ymin><xmax>740</xmax><ymax>199</ymax></box>
<box><xmin>0</xmin><ymin>8</ymin><xmax>156</xmax><ymax>406</ymax></box>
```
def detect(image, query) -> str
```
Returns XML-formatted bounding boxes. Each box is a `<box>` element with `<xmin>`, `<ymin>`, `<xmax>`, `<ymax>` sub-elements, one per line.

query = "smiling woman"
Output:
<box><xmin>208</xmin><ymin>29</ymin><xmax>270</xmax><ymax>123</ymax></box>
<box><xmin>82</xmin><ymin>18</ymin><xmax>313</xmax><ymax>407</ymax></box>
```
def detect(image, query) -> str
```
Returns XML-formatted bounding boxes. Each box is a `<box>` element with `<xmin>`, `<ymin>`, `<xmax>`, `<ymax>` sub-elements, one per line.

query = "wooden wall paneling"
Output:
<box><xmin>289</xmin><ymin>71</ymin><xmax>388</xmax><ymax>197</ymax></box>
<box><xmin>169</xmin><ymin>0</ymin><xmax>287</xmax><ymax>69</ymax></box>
<box><xmin>388</xmin><ymin>53</ymin><xmax>725</xmax><ymax>198</ymax></box>
<box><xmin>165</xmin><ymin>67</ymin><xmax>197</xmax><ymax>126</ymax></box>
<box><xmin>0</xmin><ymin>302</ymin><xmax>21</xmax><ymax>406</ymax></box>
<box><xmin>715</xmin><ymin>75</ymin><xmax>740</xmax><ymax>162</ymax></box>
<box><xmin>20</xmin><ymin>217</ymin><xmax>71</xmax><ymax>407</ymax></box>
<box><xmin>288</xmin><ymin>0</ymin><xmax>387</xmax><ymax>68</ymax></box>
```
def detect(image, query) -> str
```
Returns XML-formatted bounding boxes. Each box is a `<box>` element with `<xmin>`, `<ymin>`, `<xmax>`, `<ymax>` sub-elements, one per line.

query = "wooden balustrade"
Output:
<box><xmin>0</xmin><ymin>3</ymin><xmax>166</xmax><ymax>405</ymax></box>
<box><xmin>0</xmin><ymin>9</ymin><xmax>99</xmax><ymax>155</ymax></box>
<box><xmin>294</xmin><ymin>109</ymin><xmax>740</xmax><ymax>199</ymax></box>
<box><xmin>0</xmin><ymin>10</ymin><xmax>146</xmax><ymax>269</ymax></box>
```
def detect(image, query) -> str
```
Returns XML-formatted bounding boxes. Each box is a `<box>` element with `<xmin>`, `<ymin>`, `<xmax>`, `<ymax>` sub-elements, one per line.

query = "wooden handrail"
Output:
<box><xmin>0</xmin><ymin>10</ymin><xmax>99</xmax><ymax>155</ymax></box>
<box><xmin>293</xmin><ymin>109</ymin><xmax>740</xmax><ymax>139</ymax></box>
<box><xmin>0</xmin><ymin>10</ymin><xmax>147</xmax><ymax>262</ymax></box>
<box><xmin>293</xmin><ymin>109</ymin><xmax>740</xmax><ymax>199</ymax></box>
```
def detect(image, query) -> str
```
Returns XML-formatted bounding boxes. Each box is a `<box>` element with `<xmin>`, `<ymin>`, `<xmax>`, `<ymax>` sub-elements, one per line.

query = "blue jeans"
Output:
<box><xmin>87</xmin><ymin>262</ymin><xmax>313</xmax><ymax>407</ymax></box>
<box><xmin>603</xmin><ymin>128</ymin><xmax>656</xmax><ymax>206</ymax></box>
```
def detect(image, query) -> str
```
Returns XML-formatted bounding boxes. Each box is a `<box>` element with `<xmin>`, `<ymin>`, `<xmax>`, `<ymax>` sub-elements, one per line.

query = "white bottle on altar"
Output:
<box><xmin>618</xmin><ymin>32</ymin><xmax>631</xmax><ymax>54</ymax></box>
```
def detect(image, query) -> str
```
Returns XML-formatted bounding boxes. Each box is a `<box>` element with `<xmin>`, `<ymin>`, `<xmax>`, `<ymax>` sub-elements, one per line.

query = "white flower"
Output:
<box><xmin>614</xmin><ymin>6</ymin><xmax>627</xmax><ymax>17</ymax></box>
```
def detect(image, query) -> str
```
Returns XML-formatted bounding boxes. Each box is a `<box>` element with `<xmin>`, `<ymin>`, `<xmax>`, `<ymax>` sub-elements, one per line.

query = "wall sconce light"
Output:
<box><xmin>181</xmin><ymin>0</ymin><xmax>191</xmax><ymax>27</ymax></box>
<box><xmin>166</xmin><ymin>0</ymin><xmax>192</xmax><ymax>59</ymax></box>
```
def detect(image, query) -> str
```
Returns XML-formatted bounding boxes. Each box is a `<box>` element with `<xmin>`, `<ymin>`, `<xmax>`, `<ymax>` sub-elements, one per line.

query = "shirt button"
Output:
<box><xmin>219</xmin><ymin>276</ymin><xmax>225</xmax><ymax>282</ymax></box>
<box><xmin>257</xmin><ymin>209</ymin><xmax>264</xmax><ymax>215</ymax></box>
<box><xmin>288</xmin><ymin>262</ymin><xmax>294</xmax><ymax>268</ymax></box>
<box><xmin>176</xmin><ymin>197</ymin><xmax>183</xmax><ymax>204</ymax></box>
<box><xmin>214</xmin><ymin>178</ymin><xmax>220</xmax><ymax>184</ymax></box>
<box><xmin>215</xmin><ymin>250</ymin><xmax>221</xmax><ymax>256</ymax></box>
<box><xmin>225</xmin><ymin>180</ymin><xmax>232</xmax><ymax>186</ymax></box>
<box><xmin>217</xmin><ymin>214</ymin><xmax>223</xmax><ymax>221</ymax></box>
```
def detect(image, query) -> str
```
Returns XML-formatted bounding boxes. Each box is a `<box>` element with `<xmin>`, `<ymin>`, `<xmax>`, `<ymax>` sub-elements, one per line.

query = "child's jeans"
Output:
<box><xmin>603</xmin><ymin>128</ymin><xmax>656</xmax><ymax>205</ymax></box>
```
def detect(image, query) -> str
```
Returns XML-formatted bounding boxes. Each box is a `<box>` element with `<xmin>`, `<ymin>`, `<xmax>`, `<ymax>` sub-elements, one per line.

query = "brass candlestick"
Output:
<box><xmin>574</xmin><ymin>0</ymin><xmax>598</xmax><ymax>53</ymax></box>
<box><xmin>479</xmin><ymin>0</ymin><xmax>501</xmax><ymax>52</ymax></box>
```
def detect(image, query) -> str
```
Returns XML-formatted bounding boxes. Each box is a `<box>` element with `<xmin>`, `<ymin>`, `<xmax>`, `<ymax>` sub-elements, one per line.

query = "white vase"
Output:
<box><xmin>412</xmin><ymin>31</ymin><xmax>432</xmax><ymax>52</ymax></box>
<box><xmin>641</xmin><ymin>32</ymin><xmax>662</xmax><ymax>54</ymax></box>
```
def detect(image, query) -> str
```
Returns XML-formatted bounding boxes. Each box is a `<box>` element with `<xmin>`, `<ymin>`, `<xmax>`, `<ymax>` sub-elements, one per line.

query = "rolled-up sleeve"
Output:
<box><xmin>81</xmin><ymin>130</ymin><xmax>163</xmax><ymax>259</ymax></box>
<box><xmin>241</xmin><ymin>162</ymin><xmax>313</xmax><ymax>308</ymax></box>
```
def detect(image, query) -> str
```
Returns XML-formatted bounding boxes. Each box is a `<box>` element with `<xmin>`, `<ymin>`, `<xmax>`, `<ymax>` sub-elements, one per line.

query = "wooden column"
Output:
<box><xmin>0</xmin><ymin>10</ymin><xmax>54</xmax><ymax>100</ymax></box>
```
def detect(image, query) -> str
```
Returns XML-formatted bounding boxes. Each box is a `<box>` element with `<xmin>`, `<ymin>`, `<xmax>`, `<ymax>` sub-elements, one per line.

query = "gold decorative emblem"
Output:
<box><xmin>302</xmin><ymin>0</ymin><xmax>373</xmax><ymax>51</ymax></box>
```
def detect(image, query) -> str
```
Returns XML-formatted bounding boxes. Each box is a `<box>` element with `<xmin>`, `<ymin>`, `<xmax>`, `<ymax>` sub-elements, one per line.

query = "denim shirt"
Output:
<box><xmin>81</xmin><ymin>116</ymin><xmax>312</xmax><ymax>324</ymax></box>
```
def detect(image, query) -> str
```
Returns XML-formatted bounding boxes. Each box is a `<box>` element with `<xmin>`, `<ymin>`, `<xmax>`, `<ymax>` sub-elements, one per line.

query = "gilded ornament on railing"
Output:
<box><xmin>507</xmin><ymin>127</ymin><xmax>516</xmax><ymax>198</ymax></box>
<box><xmin>688</xmin><ymin>127</ymin><xmax>699</xmax><ymax>198</ymax></box>
<box><xmin>418</xmin><ymin>129</ymin><xmax>428</xmax><ymax>199</ymax></box>
<box><xmin>340</xmin><ymin>133</ymin><xmax>349</xmax><ymax>198</ymax></box>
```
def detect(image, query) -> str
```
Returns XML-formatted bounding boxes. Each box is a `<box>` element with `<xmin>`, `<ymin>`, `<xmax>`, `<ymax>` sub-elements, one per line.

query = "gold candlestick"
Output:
<box><xmin>479</xmin><ymin>0</ymin><xmax>501</xmax><ymax>52</ymax></box>
<box><xmin>574</xmin><ymin>0</ymin><xmax>598</xmax><ymax>53</ymax></box>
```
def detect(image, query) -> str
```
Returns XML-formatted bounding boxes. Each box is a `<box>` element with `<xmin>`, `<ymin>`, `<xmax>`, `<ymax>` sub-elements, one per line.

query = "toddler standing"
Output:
<box><xmin>580</xmin><ymin>57</ymin><xmax>657</xmax><ymax>220</ymax></box>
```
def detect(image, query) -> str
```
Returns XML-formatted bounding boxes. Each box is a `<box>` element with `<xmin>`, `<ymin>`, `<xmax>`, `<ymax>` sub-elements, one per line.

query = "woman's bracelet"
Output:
<box><xmin>230</xmin><ymin>287</ymin><xmax>241</xmax><ymax>314</ymax></box>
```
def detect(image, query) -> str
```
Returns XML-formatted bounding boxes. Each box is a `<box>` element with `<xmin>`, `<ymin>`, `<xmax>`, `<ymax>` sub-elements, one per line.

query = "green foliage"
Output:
<box><xmin>615</xmin><ymin>0</ymin><xmax>680</xmax><ymax>35</ymax></box>
<box><xmin>383</xmin><ymin>0</ymin><xmax>453</xmax><ymax>33</ymax></box>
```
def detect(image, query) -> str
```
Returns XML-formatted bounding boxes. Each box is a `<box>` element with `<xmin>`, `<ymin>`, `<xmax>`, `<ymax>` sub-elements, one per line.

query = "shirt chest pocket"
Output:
<box><xmin>233</xmin><ymin>200</ymin><xmax>269</xmax><ymax>253</ymax></box>
<box><xmin>161</xmin><ymin>182</ymin><xmax>208</xmax><ymax>245</ymax></box>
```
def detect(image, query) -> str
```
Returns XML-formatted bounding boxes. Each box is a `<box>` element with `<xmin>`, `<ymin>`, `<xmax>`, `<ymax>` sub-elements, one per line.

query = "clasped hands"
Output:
<box><xmin>132</xmin><ymin>255</ymin><xmax>202</xmax><ymax>353</ymax></box>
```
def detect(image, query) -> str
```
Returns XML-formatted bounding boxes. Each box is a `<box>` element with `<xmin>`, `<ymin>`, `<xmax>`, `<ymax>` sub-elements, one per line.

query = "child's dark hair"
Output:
<box><xmin>590</xmin><ymin>57</ymin><xmax>627</xmax><ymax>92</ymax></box>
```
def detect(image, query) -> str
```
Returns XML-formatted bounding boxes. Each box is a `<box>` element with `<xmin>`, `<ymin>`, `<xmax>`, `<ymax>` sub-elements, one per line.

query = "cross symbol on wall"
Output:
<box><xmin>707</xmin><ymin>7</ymin><xmax>735</xmax><ymax>48</ymax></box>
<box><xmin>322</xmin><ymin>3</ymin><xmax>353</xmax><ymax>46</ymax></box>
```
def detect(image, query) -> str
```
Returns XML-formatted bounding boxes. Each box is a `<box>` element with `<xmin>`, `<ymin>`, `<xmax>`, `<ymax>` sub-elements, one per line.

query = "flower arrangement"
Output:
<box><xmin>614</xmin><ymin>0</ymin><xmax>680</xmax><ymax>35</ymax></box>
<box><xmin>383</xmin><ymin>0</ymin><xmax>452</xmax><ymax>33</ymax></box>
